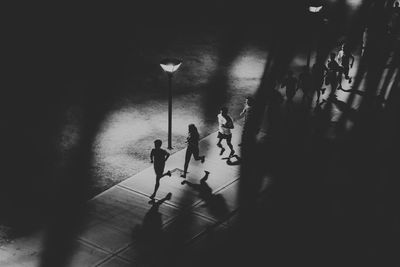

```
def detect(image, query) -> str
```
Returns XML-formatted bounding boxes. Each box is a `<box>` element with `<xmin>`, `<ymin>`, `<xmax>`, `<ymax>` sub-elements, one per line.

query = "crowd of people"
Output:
<box><xmin>147</xmin><ymin>0</ymin><xmax>400</xmax><ymax>202</ymax></box>
<box><xmin>279</xmin><ymin>42</ymin><xmax>356</xmax><ymax>108</ymax></box>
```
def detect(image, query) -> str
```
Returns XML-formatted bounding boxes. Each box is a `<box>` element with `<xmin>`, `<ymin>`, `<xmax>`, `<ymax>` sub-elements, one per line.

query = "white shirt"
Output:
<box><xmin>218</xmin><ymin>114</ymin><xmax>232</xmax><ymax>135</ymax></box>
<box><xmin>337</xmin><ymin>50</ymin><xmax>344</xmax><ymax>66</ymax></box>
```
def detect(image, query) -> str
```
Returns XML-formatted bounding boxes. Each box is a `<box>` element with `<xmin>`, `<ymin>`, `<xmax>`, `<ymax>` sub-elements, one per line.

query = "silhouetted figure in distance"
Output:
<box><xmin>281</xmin><ymin>70</ymin><xmax>298</xmax><ymax>104</ymax></box>
<box><xmin>150</xmin><ymin>139</ymin><xmax>171</xmax><ymax>199</ymax></box>
<box><xmin>337</xmin><ymin>44</ymin><xmax>355</xmax><ymax>89</ymax></box>
<box><xmin>181</xmin><ymin>124</ymin><xmax>205</xmax><ymax>178</ymax></box>
<box><xmin>326</xmin><ymin>53</ymin><xmax>341</xmax><ymax>98</ymax></box>
<box><xmin>239</xmin><ymin>96</ymin><xmax>254</xmax><ymax>123</ymax></box>
<box><xmin>239</xmin><ymin>96</ymin><xmax>255</xmax><ymax>146</ymax></box>
<box><xmin>297</xmin><ymin>67</ymin><xmax>313</xmax><ymax>105</ymax></box>
<box><xmin>311</xmin><ymin>62</ymin><xmax>327</xmax><ymax>105</ymax></box>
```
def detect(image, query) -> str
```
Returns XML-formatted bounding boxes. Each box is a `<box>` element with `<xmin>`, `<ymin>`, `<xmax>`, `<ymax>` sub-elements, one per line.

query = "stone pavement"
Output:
<box><xmin>0</xmin><ymin>126</ymin><xmax>243</xmax><ymax>267</ymax></box>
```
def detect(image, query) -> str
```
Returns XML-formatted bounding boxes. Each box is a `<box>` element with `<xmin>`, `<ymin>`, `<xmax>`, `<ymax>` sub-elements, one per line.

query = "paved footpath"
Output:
<box><xmin>0</xmin><ymin>126</ymin><xmax>243</xmax><ymax>267</ymax></box>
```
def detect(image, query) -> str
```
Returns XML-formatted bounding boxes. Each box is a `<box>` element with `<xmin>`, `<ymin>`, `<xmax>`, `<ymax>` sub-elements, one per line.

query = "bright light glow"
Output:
<box><xmin>160</xmin><ymin>58</ymin><xmax>182</xmax><ymax>73</ymax></box>
<box><xmin>230</xmin><ymin>48</ymin><xmax>267</xmax><ymax>79</ymax></box>
<box><xmin>309</xmin><ymin>6</ymin><xmax>323</xmax><ymax>12</ymax></box>
<box><xmin>229</xmin><ymin>47</ymin><xmax>268</xmax><ymax>93</ymax></box>
<box><xmin>346</xmin><ymin>0</ymin><xmax>363</xmax><ymax>8</ymax></box>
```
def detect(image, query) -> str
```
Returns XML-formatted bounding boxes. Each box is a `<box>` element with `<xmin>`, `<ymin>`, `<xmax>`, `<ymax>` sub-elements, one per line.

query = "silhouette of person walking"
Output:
<box><xmin>239</xmin><ymin>96</ymin><xmax>254</xmax><ymax>123</ymax></box>
<box><xmin>150</xmin><ymin>139</ymin><xmax>171</xmax><ymax>199</ymax></box>
<box><xmin>337</xmin><ymin>44</ymin><xmax>355</xmax><ymax>89</ymax></box>
<box><xmin>297</xmin><ymin>67</ymin><xmax>313</xmax><ymax>105</ymax></box>
<box><xmin>181</xmin><ymin>124</ymin><xmax>205</xmax><ymax>178</ymax></box>
<box><xmin>217</xmin><ymin>107</ymin><xmax>235</xmax><ymax>157</ymax></box>
<box><xmin>239</xmin><ymin>96</ymin><xmax>255</xmax><ymax>146</ymax></box>
<box><xmin>311</xmin><ymin>62</ymin><xmax>327</xmax><ymax>105</ymax></box>
<box><xmin>281</xmin><ymin>70</ymin><xmax>298</xmax><ymax>104</ymax></box>
<box><xmin>326</xmin><ymin>53</ymin><xmax>341</xmax><ymax>98</ymax></box>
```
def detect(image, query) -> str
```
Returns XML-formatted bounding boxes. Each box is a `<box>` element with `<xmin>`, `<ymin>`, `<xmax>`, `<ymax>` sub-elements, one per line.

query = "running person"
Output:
<box><xmin>217</xmin><ymin>107</ymin><xmax>235</xmax><ymax>157</ymax></box>
<box><xmin>326</xmin><ymin>53</ymin><xmax>341</xmax><ymax>97</ymax></box>
<box><xmin>181</xmin><ymin>124</ymin><xmax>205</xmax><ymax>178</ymax></box>
<box><xmin>238</xmin><ymin>96</ymin><xmax>255</xmax><ymax>146</ymax></box>
<box><xmin>297</xmin><ymin>67</ymin><xmax>313</xmax><ymax>105</ymax></box>
<box><xmin>337</xmin><ymin>44</ymin><xmax>355</xmax><ymax>89</ymax></box>
<box><xmin>311</xmin><ymin>62</ymin><xmax>328</xmax><ymax>105</ymax></box>
<box><xmin>150</xmin><ymin>139</ymin><xmax>171</xmax><ymax>199</ymax></box>
<box><xmin>239</xmin><ymin>96</ymin><xmax>254</xmax><ymax>123</ymax></box>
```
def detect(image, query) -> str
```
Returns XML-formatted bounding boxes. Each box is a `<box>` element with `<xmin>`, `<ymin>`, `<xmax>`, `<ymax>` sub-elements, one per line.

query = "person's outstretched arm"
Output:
<box><xmin>165</xmin><ymin>151</ymin><xmax>170</xmax><ymax>161</ymax></box>
<box><xmin>239</xmin><ymin>106</ymin><xmax>246</xmax><ymax>117</ymax></box>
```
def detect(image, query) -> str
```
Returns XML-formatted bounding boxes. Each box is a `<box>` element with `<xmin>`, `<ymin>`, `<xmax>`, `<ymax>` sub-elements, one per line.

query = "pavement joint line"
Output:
<box><xmin>182</xmin><ymin>213</ymin><xmax>225</xmax><ymax>246</ymax></box>
<box><xmin>93</xmin><ymin>254</ymin><xmax>116</xmax><ymax>267</ymax></box>
<box><xmin>186</xmin><ymin>178</ymin><xmax>239</xmax><ymax>215</ymax></box>
<box><xmin>116</xmin><ymin>184</ymin><xmax>181</xmax><ymax>209</ymax></box>
<box><xmin>185</xmin><ymin>209</ymin><xmax>241</xmax><ymax>247</ymax></box>
<box><xmin>108</xmin><ymin>242</ymin><xmax>135</xmax><ymax>261</ymax></box>
<box><xmin>94</xmin><ymin>247</ymin><xmax>135</xmax><ymax>267</ymax></box>
<box><xmin>77</xmin><ymin>236</ymin><xmax>136</xmax><ymax>266</ymax></box>
<box><xmin>159</xmin><ymin>211</ymin><xmax>217</xmax><ymax>245</ymax></box>
<box><xmin>213</xmin><ymin>177</ymin><xmax>240</xmax><ymax>194</ymax></box>
<box><xmin>175</xmin><ymin>177</ymin><xmax>240</xmax><ymax>213</ymax></box>
<box><xmin>159</xmin><ymin>206</ymin><xmax>212</xmax><ymax>230</ymax></box>
<box><xmin>190</xmin><ymin>210</ymin><xmax>220</xmax><ymax>223</ymax></box>
<box><xmin>76</xmin><ymin>237</ymin><xmax>114</xmax><ymax>254</ymax></box>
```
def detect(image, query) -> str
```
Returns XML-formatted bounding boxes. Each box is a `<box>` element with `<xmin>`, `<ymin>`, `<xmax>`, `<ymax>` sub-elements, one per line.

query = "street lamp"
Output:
<box><xmin>309</xmin><ymin>5</ymin><xmax>323</xmax><ymax>13</ymax></box>
<box><xmin>307</xmin><ymin>4</ymin><xmax>323</xmax><ymax>68</ymax></box>
<box><xmin>160</xmin><ymin>58</ymin><xmax>182</xmax><ymax>149</ymax></box>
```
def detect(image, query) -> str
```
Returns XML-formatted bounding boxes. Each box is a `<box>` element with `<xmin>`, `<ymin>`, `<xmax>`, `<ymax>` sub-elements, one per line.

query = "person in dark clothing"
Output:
<box><xmin>238</xmin><ymin>96</ymin><xmax>255</xmax><ymax>146</ymax></box>
<box><xmin>239</xmin><ymin>96</ymin><xmax>254</xmax><ymax>123</ymax></box>
<box><xmin>326</xmin><ymin>53</ymin><xmax>341</xmax><ymax>97</ymax></box>
<box><xmin>150</xmin><ymin>139</ymin><xmax>171</xmax><ymax>199</ymax></box>
<box><xmin>337</xmin><ymin>44</ymin><xmax>355</xmax><ymax>89</ymax></box>
<box><xmin>181</xmin><ymin>124</ymin><xmax>205</xmax><ymax>178</ymax></box>
<box><xmin>297</xmin><ymin>67</ymin><xmax>313</xmax><ymax>105</ymax></box>
<box><xmin>312</xmin><ymin>62</ymin><xmax>328</xmax><ymax>105</ymax></box>
<box><xmin>281</xmin><ymin>70</ymin><xmax>298</xmax><ymax>103</ymax></box>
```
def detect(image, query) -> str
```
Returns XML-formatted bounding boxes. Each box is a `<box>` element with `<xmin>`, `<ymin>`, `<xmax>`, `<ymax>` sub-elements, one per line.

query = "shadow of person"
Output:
<box><xmin>182</xmin><ymin>171</ymin><xmax>230</xmax><ymax>220</ymax></box>
<box><xmin>222</xmin><ymin>155</ymin><xmax>242</xmax><ymax>165</ymax></box>
<box><xmin>143</xmin><ymin>192</ymin><xmax>171</xmax><ymax>234</ymax></box>
<box><xmin>133</xmin><ymin>192</ymin><xmax>172</xmax><ymax>266</ymax></box>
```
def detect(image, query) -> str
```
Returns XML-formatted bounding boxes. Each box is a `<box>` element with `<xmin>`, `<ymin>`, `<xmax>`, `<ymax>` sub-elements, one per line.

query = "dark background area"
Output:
<box><xmin>1</xmin><ymin>0</ymin><xmax>399</xmax><ymax>266</ymax></box>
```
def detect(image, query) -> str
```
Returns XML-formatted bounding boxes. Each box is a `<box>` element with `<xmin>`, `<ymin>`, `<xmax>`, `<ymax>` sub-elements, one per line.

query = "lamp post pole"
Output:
<box><xmin>307</xmin><ymin>5</ymin><xmax>323</xmax><ymax>68</ymax></box>
<box><xmin>307</xmin><ymin>38</ymin><xmax>312</xmax><ymax>68</ymax></box>
<box><xmin>159</xmin><ymin>58</ymin><xmax>182</xmax><ymax>150</ymax></box>
<box><xmin>167</xmin><ymin>73</ymin><xmax>172</xmax><ymax>149</ymax></box>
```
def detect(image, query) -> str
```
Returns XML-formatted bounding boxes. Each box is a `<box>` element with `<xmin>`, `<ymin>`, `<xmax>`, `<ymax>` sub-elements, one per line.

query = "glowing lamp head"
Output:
<box><xmin>160</xmin><ymin>58</ymin><xmax>182</xmax><ymax>74</ymax></box>
<box><xmin>309</xmin><ymin>5</ymin><xmax>323</xmax><ymax>13</ymax></box>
